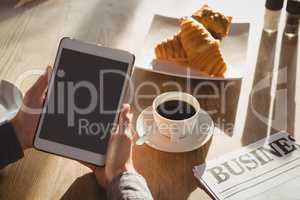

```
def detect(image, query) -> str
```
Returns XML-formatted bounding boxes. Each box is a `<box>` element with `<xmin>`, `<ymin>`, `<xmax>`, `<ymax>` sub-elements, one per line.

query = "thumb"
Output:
<box><xmin>30</xmin><ymin>66</ymin><xmax>52</xmax><ymax>99</ymax></box>
<box><xmin>118</xmin><ymin>104</ymin><xmax>131</xmax><ymax>136</ymax></box>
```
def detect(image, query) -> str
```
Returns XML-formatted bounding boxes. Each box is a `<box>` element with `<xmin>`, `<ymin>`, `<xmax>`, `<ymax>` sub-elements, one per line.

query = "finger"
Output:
<box><xmin>126</xmin><ymin>110</ymin><xmax>133</xmax><ymax>123</ymax></box>
<box><xmin>41</xmin><ymin>66</ymin><xmax>53</xmax><ymax>99</ymax></box>
<box><xmin>121</xmin><ymin>104</ymin><xmax>130</xmax><ymax>115</ymax></box>
<box><xmin>45</xmin><ymin>65</ymin><xmax>53</xmax><ymax>82</ymax></box>
<box><xmin>118</xmin><ymin>104</ymin><xmax>131</xmax><ymax>135</ymax></box>
<box><xmin>131</xmin><ymin>127</ymin><xmax>140</xmax><ymax>143</ymax></box>
<box><xmin>30</xmin><ymin>66</ymin><xmax>52</xmax><ymax>99</ymax></box>
<box><xmin>125</xmin><ymin>111</ymin><xmax>134</xmax><ymax>138</ymax></box>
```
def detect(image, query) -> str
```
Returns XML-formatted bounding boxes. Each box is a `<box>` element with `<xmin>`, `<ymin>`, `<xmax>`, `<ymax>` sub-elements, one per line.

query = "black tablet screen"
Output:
<box><xmin>39</xmin><ymin>48</ymin><xmax>130</xmax><ymax>154</ymax></box>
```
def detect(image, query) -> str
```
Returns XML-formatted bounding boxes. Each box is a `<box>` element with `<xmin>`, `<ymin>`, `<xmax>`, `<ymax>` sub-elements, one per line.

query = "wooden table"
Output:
<box><xmin>0</xmin><ymin>0</ymin><xmax>299</xmax><ymax>199</ymax></box>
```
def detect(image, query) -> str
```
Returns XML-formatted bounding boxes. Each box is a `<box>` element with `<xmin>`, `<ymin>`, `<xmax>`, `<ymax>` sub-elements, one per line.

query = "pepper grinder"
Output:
<box><xmin>264</xmin><ymin>0</ymin><xmax>284</xmax><ymax>33</ymax></box>
<box><xmin>285</xmin><ymin>0</ymin><xmax>300</xmax><ymax>35</ymax></box>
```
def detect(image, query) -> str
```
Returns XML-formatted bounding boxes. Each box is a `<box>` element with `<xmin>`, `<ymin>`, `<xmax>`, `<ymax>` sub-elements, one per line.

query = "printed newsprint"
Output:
<box><xmin>193</xmin><ymin>132</ymin><xmax>300</xmax><ymax>200</ymax></box>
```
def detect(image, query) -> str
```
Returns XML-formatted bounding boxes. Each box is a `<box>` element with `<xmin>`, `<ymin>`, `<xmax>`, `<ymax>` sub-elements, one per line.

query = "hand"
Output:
<box><xmin>82</xmin><ymin>104</ymin><xmax>136</xmax><ymax>188</ymax></box>
<box><xmin>11</xmin><ymin>66</ymin><xmax>52</xmax><ymax>150</ymax></box>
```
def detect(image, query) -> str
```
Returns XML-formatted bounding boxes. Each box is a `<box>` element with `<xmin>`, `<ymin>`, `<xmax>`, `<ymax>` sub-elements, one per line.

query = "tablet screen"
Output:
<box><xmin>39</xmin><ymin>48</ymin><xmax>130</xmax><ymax>154</ymax></box>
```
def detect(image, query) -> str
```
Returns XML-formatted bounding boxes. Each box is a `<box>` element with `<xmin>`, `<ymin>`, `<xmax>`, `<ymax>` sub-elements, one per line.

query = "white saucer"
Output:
<box><xmin>0</xmin><ymin>80</ymin><xmax>22</xmax><ymax>123</ymax></box>
<box><xmin>136</xmin><ymin>106</ymin><xmax>214</xmax><ymax>153</ymax></box>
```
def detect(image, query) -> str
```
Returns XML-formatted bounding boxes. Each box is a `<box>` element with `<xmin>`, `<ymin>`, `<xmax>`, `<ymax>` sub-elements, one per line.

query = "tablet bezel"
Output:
<box><xmin>34</xmin><ymin>37</ymin><xmax>134</xmax><ymax>166</ymax></box>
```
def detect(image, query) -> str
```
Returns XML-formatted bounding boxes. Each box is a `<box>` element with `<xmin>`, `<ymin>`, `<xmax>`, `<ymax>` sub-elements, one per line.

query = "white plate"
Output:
<box><xmin>135</xmin><ymin>15</ymin><xmax>250</xmax><ymax>80</ymax></box>
<box><xmin>0</xmin><ymin>80</ymin><xmax>22</xmax><ymax>123</ymax></box>
<box><xmin>136</xmin><ymin>106</ymin><xmax>214</xmax><ymax>153</ymax></box>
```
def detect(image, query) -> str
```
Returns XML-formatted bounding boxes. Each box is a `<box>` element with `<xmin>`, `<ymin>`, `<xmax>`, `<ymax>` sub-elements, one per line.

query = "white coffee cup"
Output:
<box><xmin>152</xmin><ymin>91</ymin><xmax>201</xmax><ymax>143</ymax></box>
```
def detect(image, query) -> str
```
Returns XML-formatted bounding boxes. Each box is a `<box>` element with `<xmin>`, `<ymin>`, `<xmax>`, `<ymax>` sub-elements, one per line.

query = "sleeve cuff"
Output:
<box><xmin>107</xmin><ymin>171</ymin><xmax>153</xmax><ymax>200</ymax></box>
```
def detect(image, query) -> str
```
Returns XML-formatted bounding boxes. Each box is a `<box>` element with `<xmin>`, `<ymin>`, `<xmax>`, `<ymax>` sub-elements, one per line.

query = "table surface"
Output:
<box><xmin>0</xmin><ymin>0</ymin><xmax>299</xmax><ymax>199</ymax></box>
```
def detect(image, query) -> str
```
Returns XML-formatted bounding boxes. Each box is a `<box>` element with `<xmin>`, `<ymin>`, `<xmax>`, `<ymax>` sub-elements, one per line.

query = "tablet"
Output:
<box><xmin>34</xmin><ymin>38</ymin><xmax>135</xmax><ymax>166</ymax></box>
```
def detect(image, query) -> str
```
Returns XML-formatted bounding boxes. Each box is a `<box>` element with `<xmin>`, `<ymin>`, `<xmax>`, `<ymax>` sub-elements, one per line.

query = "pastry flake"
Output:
<box><xmin>192</xmin><ymin>4</ymin><xmax>232</xmax><ymax>38</ymax></box>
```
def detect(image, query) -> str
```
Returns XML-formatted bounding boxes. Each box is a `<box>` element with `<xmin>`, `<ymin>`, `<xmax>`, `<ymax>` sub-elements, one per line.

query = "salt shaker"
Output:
<box><xmin>264</xmin><ymin>0</ymin><xmax>284</xmax><ymax>33</ymax></box>
<box><xmin>285</xmin><ymin>0</ymin><xmax>300</xmax><ymax>35</ymax></box>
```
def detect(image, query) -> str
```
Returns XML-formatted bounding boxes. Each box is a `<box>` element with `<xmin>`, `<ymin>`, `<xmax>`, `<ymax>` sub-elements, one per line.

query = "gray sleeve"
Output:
<box><xmin>107</xmin><ymin>171</ymin><xmax>153</xmax><ymax>200</ymax></box>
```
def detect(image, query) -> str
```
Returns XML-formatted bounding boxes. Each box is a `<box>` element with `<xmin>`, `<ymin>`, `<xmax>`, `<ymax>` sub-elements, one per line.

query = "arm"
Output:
<box><xmin>0</xmin><ymin>121</ymin><xmax>24</xmax><ymax>168</ymax></box>
<box><xmin>82</xmin><ymin>105</ymin><xmax>153</xmax><ymax>200</ymax></box>
<box><xmin>107</xmin><ymin>171</ymin><xmax>153</xmax><ymax>200</ymax></box>
<box><xmin>0</xmin><ymin>66</ymin><xmax>51</xmax><ymax>169</ymax></box>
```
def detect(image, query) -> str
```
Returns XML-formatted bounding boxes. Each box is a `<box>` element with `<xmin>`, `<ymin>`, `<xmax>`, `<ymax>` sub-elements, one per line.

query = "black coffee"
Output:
<box><xmin>156</xmin><ymin>100</ymin><xmax>196</xmax><ymax>120</ymax></box>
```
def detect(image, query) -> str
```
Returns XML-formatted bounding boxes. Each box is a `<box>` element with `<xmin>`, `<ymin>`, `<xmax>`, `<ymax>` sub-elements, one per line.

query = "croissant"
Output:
<box><xmin>192</xmin><ymin>4</ymin><xmax>232</xmax><ymax>38</ymax></box>
<box><xmin>154</xmin><ymin>32</ymin><xmax>188</xmax><ymax>64</ymax></box>
<box><xmin>180</xmin><ymin>17</ymin><xmax>227</xmax><ymax>76</ymax></box>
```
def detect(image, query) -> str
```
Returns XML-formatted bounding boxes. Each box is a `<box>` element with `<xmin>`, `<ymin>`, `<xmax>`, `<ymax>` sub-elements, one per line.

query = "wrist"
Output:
<box><xmin>10</xmin><ymin>116</ymin><xmax>27</xmax><ymax>150</ymax></box>
<box><xmin>106</xmin><ymin>163</ymin><xmax>136</xmax><ymax>184</ymax></box>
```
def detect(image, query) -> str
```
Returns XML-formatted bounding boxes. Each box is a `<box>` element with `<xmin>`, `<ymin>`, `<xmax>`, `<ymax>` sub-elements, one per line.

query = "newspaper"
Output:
<box><xmin>193</xmin><ymin>132</ymin><xmax>300</xmax><ymax>200</ymax></box>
